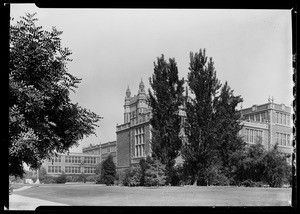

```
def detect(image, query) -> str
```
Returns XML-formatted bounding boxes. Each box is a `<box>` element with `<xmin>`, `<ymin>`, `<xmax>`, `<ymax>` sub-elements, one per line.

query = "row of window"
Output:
<box><xmin>276</xmin><ymin>132</ymin><xmax>291</xmax><ymax>147</ymax></box>
<box><xmin>48</xmin><ymin>166</ymin><xmax>62</xmax><ymax>173</ymax></box>
<box><xmin>65</xmin><ymin>166</ymin><xmax>81</xmax><ymax>174</ymax></box>
<box><xmin>244</xmin><ymin>111</ymin><xmax>269</xmax><ymax>123</ymax></box>
<box><xmin>48</xmin><ymin>166</ymin><xmax>96</xmax><ymax>174</ymax></box>
<box><xmin>84</xmin><ymin>157</ymin><xmax>96</xmax><ymax>164</ymax></box>
<box><xmin>275</xmin><ymin>112</ymin><xmax>290</xmax><ymax>126</ymax></box>
<box><xmin>101</xmin><ymin>146</ymin><xmax>116</xmax><ymax>154</ymax></box>
<box><xmin>84</xmin><ymin>167</ymin><xmax>95</xmax><ymax>174</ymax></box>
<box><xmin>244</xmin><ymin>128</ymin><xmax>263</xmax><ymax>143</ymax></box>
<box><xmin>65</xmin><ymin>156</ymin><xmax>81</xmax><ymax>163</ymax></box>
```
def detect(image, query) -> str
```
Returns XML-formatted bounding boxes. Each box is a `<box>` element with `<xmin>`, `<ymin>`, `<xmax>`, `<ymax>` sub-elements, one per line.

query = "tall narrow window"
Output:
<box><xmin>135</xmin><ymin>126</ymin><xmax>145</xmax><ymax>157</ymax></box>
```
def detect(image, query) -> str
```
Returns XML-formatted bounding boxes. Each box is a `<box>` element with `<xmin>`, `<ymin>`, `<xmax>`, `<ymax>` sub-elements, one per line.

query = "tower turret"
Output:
<box><xmin>137</xmin><ymin>78</ymin><xmax>147</xmax><ymax>114</ymax></box>
<box><xmin>124</xmin><ymin>86</ymin><xmax>131</xmax><ymax>123</ymax></box>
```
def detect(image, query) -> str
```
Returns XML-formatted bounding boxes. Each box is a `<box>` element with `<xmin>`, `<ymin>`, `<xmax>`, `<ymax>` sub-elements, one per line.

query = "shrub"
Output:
<box><xmin>98</xmin><ymin>155</ymin><xmax>116</xmax><ymax>185</ymax></box>
<box><xmin>241</xmin><ymin>179</ymin><xmax>255</xmax><ymax>187</ymax></box>
<box><xmin>78</xmin><ymin>173</ymin><xmax>87</xmax><ymax>183</ymax></box>
<box><xmin>56</xmin><ymin>172</ymin><xmax>67</xmax><ymax>184</ymax></box>
<box><xmin>86</xmin><ymin>175</ymin><xmax>97</xmax><ymax>183</ymax></box>
<box><xmin>43</xmin><ymin>176</ymin><xmax>56</xmax><ymax>184</ymax></box>
<box><xmin>122</xmin><ymin>165</ymin><xmax>142</xmax><ymax>186</ymax></box>
<box><xmin>144</xmin><ymin>158</ymin><xmax>167</xmax><ymax>186</ymax></box>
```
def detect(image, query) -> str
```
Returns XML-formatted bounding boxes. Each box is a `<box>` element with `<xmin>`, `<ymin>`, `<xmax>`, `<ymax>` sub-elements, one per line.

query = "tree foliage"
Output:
<box><xmin>182</xmin><ymin>49</ymin><xmax>244</xmax><ymax>185</ymax></box>
<box><xmin>263</xmin><ymin>145</ymin><xmax>291</xmax><ymax>187</ymax></box>
<box><xmin>98</xmin><ymin>155</ymin><xmax>116</xmax><ymax>185</ymax></box>
<box><xmin>148</xmin><ymin>54</ymin><xmax>184</xmax><ymax>184</ymax></box>
<box><xmin>9</xmin><ymin>13</ymin><xmax>101</xmax><ymax>177</ymax></box>
<box><xmin>144</xmin><ymin>157</ymin><xmax>167</xmax><ymax>186</ymax></box>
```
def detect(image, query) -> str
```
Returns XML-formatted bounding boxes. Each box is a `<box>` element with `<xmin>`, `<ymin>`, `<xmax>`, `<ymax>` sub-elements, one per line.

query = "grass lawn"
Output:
<box><xmin>12</xmin><ymin>183</ymin><xmax>292</xmax><ymax>206</ymax></box>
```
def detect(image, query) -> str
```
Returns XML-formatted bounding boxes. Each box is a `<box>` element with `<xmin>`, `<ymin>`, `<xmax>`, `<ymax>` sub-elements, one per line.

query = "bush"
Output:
<box><xmin>144</xmin><ymin>158</ymin><xmax>167</xmax><ymax>186</ymax></box>
<box><xmin>122</xmin><ymin>165</ymin><xmax>142</xmax><ymax>186</ymax></box>
<box><xmin>241</xmin><ymin>179</ymin><xmax>255</xmax><ymax>187</ymax></box>
<box><xmin>78</xmin><ymin>173</ymin><xmax>87</xmax><ymax>183</ymax></box>
<box><xmin>98</xmin><ymin>155</ymin><xmax>116</xmax><ymax>185</ymax></box>
<box><xmin>211</xmin><ymin>173</ymin><xmax>230</xmax><ymax>186</ymax></box>
<box><xmin>43</xmin><ymin>176</ymin><xmax>56</xmax><ymax>184</ymax></box>
<box><xmin>56</xmin><ymin>173</ymin><xmax>67</xmax><ymax>184</ymax></box>
<box><xmin>86</xmin><ymin>175</ymin><xmax>97</xmax><ymax>183</ymax></box>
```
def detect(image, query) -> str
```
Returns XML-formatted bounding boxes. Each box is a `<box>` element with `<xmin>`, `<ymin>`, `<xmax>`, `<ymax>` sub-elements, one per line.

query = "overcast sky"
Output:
<box><xmin>10</xmin><ymin>4</ymin><xmax>293</xmax><ymax>153</ymax></box>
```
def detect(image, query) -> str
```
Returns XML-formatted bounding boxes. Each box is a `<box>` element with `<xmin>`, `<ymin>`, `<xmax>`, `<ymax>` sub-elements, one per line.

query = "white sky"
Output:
<box><xmin>10</xmin><ymin>4</ymin><xmax>293</xmax><ymax>153</ymax></box>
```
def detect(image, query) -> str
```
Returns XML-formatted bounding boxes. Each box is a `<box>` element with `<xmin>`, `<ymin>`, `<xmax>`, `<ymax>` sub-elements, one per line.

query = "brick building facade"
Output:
<box><xmin>116</xmin><ymin>79</ymin><xmax>152</xmax><ymax>171</ymax></box>
<box><xmin>116</xmin><ymin>80</ymin><xmax>293</xmax><ymax>171</ymax></box>
<box><xmin>239</xmin><ymin>100</ymin><xmax>293</xmax><ymax>162</ymax></box>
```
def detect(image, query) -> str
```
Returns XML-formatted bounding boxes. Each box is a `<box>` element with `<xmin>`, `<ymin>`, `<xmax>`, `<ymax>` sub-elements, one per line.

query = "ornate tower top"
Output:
<box><xmin>126</xmin><ymin>85</ymin><xmax>131</xmax><ymax>98</ymax></box>
<box><xmin>138</xmin><ymin>78</ymin><xmax>145</xmax><ymax>94</ymax></box>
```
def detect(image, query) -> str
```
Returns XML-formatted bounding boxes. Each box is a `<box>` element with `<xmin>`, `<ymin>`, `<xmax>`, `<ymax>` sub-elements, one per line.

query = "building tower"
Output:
<box><xmin>137</xmin><ymin>78</ymin><xmax>147</xmax><ymax>115</ymax></box>
<box><xmin>124</xmin><ymin>86</ymin><xmax>131</xmax><ymax>123</ymax></box>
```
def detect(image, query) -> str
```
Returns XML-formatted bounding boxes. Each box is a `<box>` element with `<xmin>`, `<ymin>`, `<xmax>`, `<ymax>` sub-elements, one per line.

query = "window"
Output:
<box><xmin>287</xmin><ymin>134</ymin><xmax>291</xmax><ymax>146</ymax></box>
<box><xmin>48</xmin><ymin>166</ymin><xmax>61</xmax><ymax>173</ymax></box>
<box><xmin>255</xmin><ymin>114</ymin><xmax>260</xmax><ymax>122</ymax></box>
<box><xmin>65</xmin><ymin>166</ymin><xmax>81</xmax><ymax>174</ymax></box>
<box><xmin>276</xmin><ymin>132</ymin><xmax>291</xmax><ymax>146</ymax></box>
<box><xmin>249</xmin><ymin>129</ymin><xmax>253</xmax><ymax>142</ymax></box>
<box><xmin>135</xmin><ymin>126</ymin><xmax>145</xmax><ymax>157</ymax></box>
<box><xmin>245</xmin><ymin>128</ymin><xmax>249</xmax><ymax>142</ymax></box>
<box><xmin>84</xmin><ymin>157</ymin><xmax>96</xmax><ymax>164</ymax></box>
<box><xmin>84</xmin><ymin>167</ymin><xmax>95</xmax><ymax>174</ymax></box>
<box><xmin>101</xmin><ymin>148</ymin><xmax>107</xmax><ymax>154</ymax></box>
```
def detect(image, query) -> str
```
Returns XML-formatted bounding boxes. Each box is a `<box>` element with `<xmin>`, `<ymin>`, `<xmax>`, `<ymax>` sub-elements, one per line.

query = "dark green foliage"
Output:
<box><xmin>78</xmin><ymin>173</ymin><xmax>87</xmax><ymax>183</ymax></box>
<box><xmin>56</xmin><ymin>172</ymin><xmax>67</xmax><ymax>184</ymax></box>
<box><xmin>95</xmin><ymin>162</ymin><xmax>102</xmax><ymax>175</ymax></box>
<box><xmin>144</xmin><ymin>157</ymin><xmax>167</xmax><ymax>186</ymax></box>
<box><xmin>139</xmin><ymin>159</ymin><xmax>147</xmax><ymax>186</ymax></box>
<box><xmin>148</xmin><ymin>54</ymin><xmax>184</xmax><ymax>185</ymax></box>
<box><xmin>9</xmin><ymin>13</ymin><xmax>102</xmax><ymax>177</ymax></box>
<box><xmin>182</xmin><ymin>49</ymin><xmax>245</xmax><ymax>186</ymax></box>
<box><xmin>42</xmin><ymin>176</ymin><xmax>56</xmax><ymax>184</ymax></box>
<box><xmin>122</xmin><ymin>165</ymin><xmax>142</xmax><ymax>186</ymax></box>
<box><xmin>214</xmin><ymin>82</ymin><xmax>245</xmax><ymax>180</ymax></box>
<box><xmin>183</xmin><ymin>49</ymin><xmax>222</xmax><ymax>185</ymax></box>
<box><xmin>263</xmin><ymin>145</ymin><xmax>291</xmax><ymax>187</ymax></box>
<box><xmin>98</xmin><ymin>155</ymin><xmax>116</xmax><ymax>185</ymax></box>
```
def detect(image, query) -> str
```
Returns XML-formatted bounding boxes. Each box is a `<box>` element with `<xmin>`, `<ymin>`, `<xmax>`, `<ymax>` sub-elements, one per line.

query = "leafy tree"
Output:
<box><xmin>123</xmin><ymin>165</ymin><xmax>142</xmax><ymax>186</ymax></box>
<box><xmin>9</xmin><ymin>13</ymin><xmax>101</xmax><ymax>177</ymax></box>
<box><xmin>213</xmin><ymin>81</ymin><xmax>245</xmax><ymax>180</ymax></box>
<box><xmin>78</xmin><ymin>173</ymin><xmax>87</xmax><ymax>183</ymax></box>
<box><xmin>95</xmin><ymin>162</ymin><xmax>102</xmax><ymax>175</ymax></box>
<box><xmin>148</xmin><ymin>54</ymin><xmax>184</xmax><ymax>185</ymax></box>
<box><xmin>38</xmin><ymin>166</ymin><xmax>48</xmax><ymax>182</ymax></box>
<box><xmin>98</xmin><ymin>155</ymin><xmax>116</xmax><ymax>185</ymax></box>
<box><xmin>144</xmin><ymin>157</ymin><xmax>167</xmax><ymax>186</ymax></box>
<box><xmin>182</xmin><ymin>49</ymin><xmax>222</xmax><ymax>185</ymax></box>
<box><xmin>56</xmin><ymin>171</ymin><xmax>67</xmax><ymax>184</ymax></box>
<box><xmin>139</xmin><ymin>158</ymin><xmax>147</xmax><ymax>186</ymax></box>
<box><xmin>183</xmin><ymin>49</ymin><xmax>244</xmax><ymax>186</ymax></box>
<box><xmin>263</xmin><ymin>144</ymin><xmax>291</xmax><ymax>187</ymax></box>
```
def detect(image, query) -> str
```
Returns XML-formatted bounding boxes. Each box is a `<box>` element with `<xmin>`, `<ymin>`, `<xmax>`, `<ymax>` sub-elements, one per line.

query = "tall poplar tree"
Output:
<box><xmin>183</xmin><ymin>49</ymin><xmax>244</xmax><ymax>185</ymax></box>
<box><xmin>183</xmin><ymin>49</ymin><xmax>221</xmax><ymax>185</ymax></box>
<box><xmin>214</xmin><ymin>81</ymin><xmax>245</xmax><ymax>180</ymax></box>
<box><xmin>148</xmin><ymin>54</ymin><xmax>184</xmax><ymax>185</ymax></box>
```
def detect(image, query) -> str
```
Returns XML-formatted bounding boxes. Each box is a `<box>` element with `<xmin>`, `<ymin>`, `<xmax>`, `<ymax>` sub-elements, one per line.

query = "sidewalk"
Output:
<box><xmin>8</xmin><ymin>194</ymin><xmax>69</xmax><ymax>210</ymax></box>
